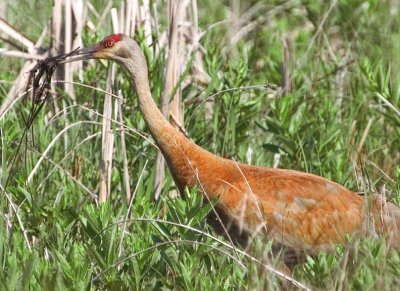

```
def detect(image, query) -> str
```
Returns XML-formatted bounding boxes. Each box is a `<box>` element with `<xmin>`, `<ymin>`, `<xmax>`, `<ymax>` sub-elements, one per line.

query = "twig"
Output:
<box><xmin>0</xmin><ymin>49</ymin><xmax>42</xmax><ymax>59</ymax></box>
<box><xmin>375</xmin><ymin>92</ymin><xmax>400</xmax><ymax>118</ymax></box>
<box><xmin>357</xmin><ymin>118</ymin><xmax>373</xmax><ymax>154</ymax></box>
<box><xmin>116</xmin><ymin>90</ymin><xmax>132</xmax><ymax>202</ymax></box>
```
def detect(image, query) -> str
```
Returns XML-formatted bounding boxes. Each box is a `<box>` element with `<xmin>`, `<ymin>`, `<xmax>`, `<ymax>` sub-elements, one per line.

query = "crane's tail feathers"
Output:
<box><xmin>371</xmin><ymin>195</ymin><xmax>400</xmax><ymax>248</ymax></box>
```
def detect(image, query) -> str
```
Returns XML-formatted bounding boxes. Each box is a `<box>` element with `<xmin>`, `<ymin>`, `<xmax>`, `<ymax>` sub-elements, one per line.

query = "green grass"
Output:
<box><xmin>1</xmin><ymin>0</ymin><xmax>400</xmax><ymax>290</ymax></box>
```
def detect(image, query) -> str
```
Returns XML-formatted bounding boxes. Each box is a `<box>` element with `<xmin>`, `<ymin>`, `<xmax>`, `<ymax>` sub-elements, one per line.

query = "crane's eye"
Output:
<box><xmin>105</xmin><ymin>40</ymin><xmax>115</xmax><ymax>48</ymax></box>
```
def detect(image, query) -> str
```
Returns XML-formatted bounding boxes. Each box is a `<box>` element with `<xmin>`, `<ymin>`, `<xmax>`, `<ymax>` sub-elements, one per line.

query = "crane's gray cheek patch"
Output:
<box><xmin>119</xmin><ymin>47</ymin><xmax>133</xmax><ymax>58</ymax></box>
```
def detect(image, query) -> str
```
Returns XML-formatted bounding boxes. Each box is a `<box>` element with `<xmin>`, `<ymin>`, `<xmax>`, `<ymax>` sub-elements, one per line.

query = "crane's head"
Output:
<box><xmin>63</xmin><ymin>34</ymin><xmax>144</xmax><ymax>64</ymax></box>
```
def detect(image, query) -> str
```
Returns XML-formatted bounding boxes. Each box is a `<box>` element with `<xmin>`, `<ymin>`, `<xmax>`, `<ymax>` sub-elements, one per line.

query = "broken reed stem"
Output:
<box><xmin>99</xmin><ymin>65</ymin><xmax>115</xmax><ymax>203</ymax></box>
<box><xmin>119</xmin><ymin>1</ymin><xmax>125</xmax><ymax>33</ymax></box>
<box><xmin>64</xmin><ymin>0</ymin><xmax>76</xmax><ymax>100</ymax></box>
<box><xmin>281</xmin><ymin>35</ymin><xmax>292</xmax><ymax>96</ymax></box>
<box><xmin>142</xmin><ymin>0</ymin><xmax>153</xmax><ymax>47</ymax></box>
<box><xmin>167</xmin><ymin>0</ymin><xmax>185</xmax><ymax>127</ymax></box>
<box><xmin>71</xmin><ymin>0</ymin><xmax>85</xmax><ymax>82</ymax></box>
<box><xmin>0</xmin><ymin>17</ymin><xmax>35</xmax><ymax>52</ymax></box>
<box><xmin>125</xmin><ymin>0</ymin><xmax>132</xmax><ymax>35</ymax></box>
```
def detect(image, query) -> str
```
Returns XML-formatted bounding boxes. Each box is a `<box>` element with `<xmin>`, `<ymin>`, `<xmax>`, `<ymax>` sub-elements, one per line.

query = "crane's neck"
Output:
<box><xmin>122</xmin><ymin>58</ymin><xmax>182</xmax><ymax>147</ymax></box>
<box><xmin>121</xmin><ymin>57</ymin><xmax>222</xmax><ymax>193</ymax></box>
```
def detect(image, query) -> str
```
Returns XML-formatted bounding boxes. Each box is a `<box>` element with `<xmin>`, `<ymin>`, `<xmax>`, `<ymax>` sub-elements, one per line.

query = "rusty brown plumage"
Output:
<box><xmin>64</xmin><ymin>34</ymin><xmax>400</xmax><ymax>252</ymax></box>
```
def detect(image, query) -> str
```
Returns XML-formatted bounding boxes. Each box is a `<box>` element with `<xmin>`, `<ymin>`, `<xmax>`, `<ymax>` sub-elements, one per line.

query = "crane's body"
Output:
<box><xmin>65</xmin><ymin>34</ymin><xmax>400</xmax><ymax>252</ymax></box>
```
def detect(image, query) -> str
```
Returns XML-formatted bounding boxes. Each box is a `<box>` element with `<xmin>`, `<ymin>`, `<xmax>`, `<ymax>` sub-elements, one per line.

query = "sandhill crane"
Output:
<box><xmin>63</xmin><ymin>34</ymin><xmax>400</xmax><ymax>252</ymax></box>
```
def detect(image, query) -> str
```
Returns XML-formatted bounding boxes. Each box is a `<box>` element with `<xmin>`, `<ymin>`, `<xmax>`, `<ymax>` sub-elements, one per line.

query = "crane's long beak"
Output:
<box><xmin>60</xmin><ymin>44</ymin><xmax>99</xmax><ymax>63</ymax></box>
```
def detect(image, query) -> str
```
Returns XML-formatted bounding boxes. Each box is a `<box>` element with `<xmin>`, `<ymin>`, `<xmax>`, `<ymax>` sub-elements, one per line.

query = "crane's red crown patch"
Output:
<box><xmin>106</xmin><ymin>34</ymin><xmax>123</xmax><ymax>43</ymax></box>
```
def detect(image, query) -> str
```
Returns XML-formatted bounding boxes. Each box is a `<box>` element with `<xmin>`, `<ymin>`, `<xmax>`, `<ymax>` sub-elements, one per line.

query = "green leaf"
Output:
<box><xmin>21</xmin><ymin>251</ymin><xmax>38</xmax><ymax>289</ymax></box>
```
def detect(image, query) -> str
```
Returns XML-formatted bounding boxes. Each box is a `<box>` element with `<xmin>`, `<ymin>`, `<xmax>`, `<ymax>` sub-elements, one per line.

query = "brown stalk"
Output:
<box><xmin>125</xmin><ymin>0</ymin><xmax>133</xmax><ymax>35</ymax></box>
<box><xmin>281</xmin><ymin>35</ymin><xmax>292</xmax><ymax>96</ymax></box>
<box><xmin>64</xmin><ymin>0</ymin><xmax>75</xmax><ymax>100</ymax></box>
<box><xmin>0</xmin><ymin>17</ymin><xmax>35</xmax><ymax>52</ymax></box>
<box><xmin>99</xmin><ymin>65</ymin><xmax>115</xmax><ymax>203</ymax></box>
<box><xmin>142</xmin><ymin>0</ymin><xmax>153</xmax><ymax>47</ymax></box>
<box><xmin>130</xmin><ymin>0</ymin><xmax>138</xmax><ymax>35</ymax></box>
<box><xmin>71</xmin><ymin>0</ymin><xmax>86</xmax><ymax>81</ymax></box>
